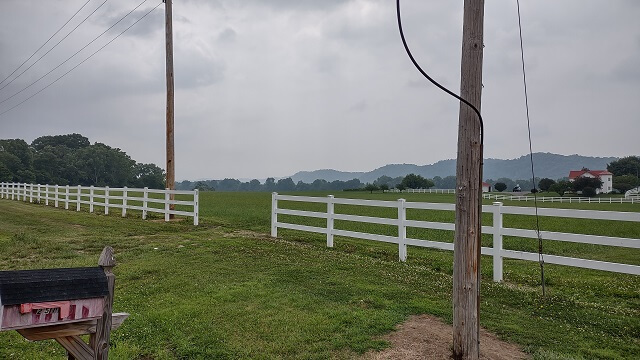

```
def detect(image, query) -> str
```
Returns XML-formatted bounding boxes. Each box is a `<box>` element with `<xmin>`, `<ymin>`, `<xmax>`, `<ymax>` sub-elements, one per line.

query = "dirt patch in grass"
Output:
<box><xmin>363</xmin><ymin>314</ymin><xmax>529</xmax><ymax>360</ymax></box>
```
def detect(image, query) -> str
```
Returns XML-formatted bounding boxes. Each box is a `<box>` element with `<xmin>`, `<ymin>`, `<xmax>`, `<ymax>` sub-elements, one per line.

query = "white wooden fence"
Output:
<box><xmin>270</xmin><ymin>193</ymin><xmax>640</xmax><ymax>281</ymax></box>
<box><xmin>0</xmin><ymin>182</ymin><xmax>199</xmax><ymax>225</ymax></box>
<box><xmin>482</xmin><ymin>193</ymin><xmax>639</xmax><ymax>204</ymax></box>
<box><xmin>386</xmin><ymin>188</ymin><xmax>456</xmax><ymax>194</ymax></box>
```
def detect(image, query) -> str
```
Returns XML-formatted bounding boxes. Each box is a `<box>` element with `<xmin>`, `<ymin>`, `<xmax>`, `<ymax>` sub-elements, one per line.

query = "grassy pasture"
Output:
<box><xmin>0</xmin><ymin>191</ymin><xmax>638</xmax><ymax>359</ymax></box>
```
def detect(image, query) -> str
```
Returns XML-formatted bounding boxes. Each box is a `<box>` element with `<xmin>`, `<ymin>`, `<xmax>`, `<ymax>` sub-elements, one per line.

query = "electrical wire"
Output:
<box><xmin>516</xmin><ymin>0</ymin><xmax>545</xmax><ymax>296</ymax></box>
<box><xmin>0</xmin><ymin>2</ymin><xmax>163</xmax><ymax>117</ymax></box>
<box><xmin>0</xmin><ymin>0</ymin><xmax>149</xmax><ymax>106</ymax></box>
<box><xmin>396</xmin><ymin>0</ymin><xmax>484</xmax><ymax>147</ymax></box>
<box><xmin>0</xmin><ymin>0</ymin><xmax>93</xmax><ymax>88</ymax></box>
<box><xmin>0</xmin><ymin>0</ymin><xmax>108</xmax><ymax>93</ymax></box>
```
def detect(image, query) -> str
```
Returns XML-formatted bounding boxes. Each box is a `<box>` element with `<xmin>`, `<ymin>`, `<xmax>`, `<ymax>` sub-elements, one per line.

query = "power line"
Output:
<box><xmin>516</xmin><ymin>0</ymin><xmax>546</xmax><ymax>296</ymax></box>
<box><xmin>0</xmin><ymin>0</ymin><xmax>149</xmax><ymax>106</ymax></box>
<box><xmin>396</xmin><ymin>0</ymin><xmax>484</xmax><ymax>147</ymax></box>
<box><xmin>0</xmin><ymin>0</ymin><xmax>108</xmax><ymax>93</ymax></box>
<box><xmin>0</xmin><ymin>2</ymin><xmax>162</xmax><ymax>117</ymax></box>
<box><xmin>0</xmin><ymin>0</ymin><xmax>93</xmax><ymax>88</ymax></box>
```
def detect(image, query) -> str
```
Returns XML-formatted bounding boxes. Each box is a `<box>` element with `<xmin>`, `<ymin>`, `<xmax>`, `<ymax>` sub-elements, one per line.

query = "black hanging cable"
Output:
<box><xmin>396</xmin><ymin>0</ymin><xmax>483</xmax><ymax>147</ymax></box>
<box><xmin>0</xmin><ymin>2</ymin><xmax>162</xmax><ymax>117</ymax></box>
<box><xmin>0</xmin><ymin>0</ymin><xmax>93</xmax><ymax>88</ymax></box>
<box><xmin>516</xmin><ymin>0</ymin><xmax>545</xmax><ymax>296</ymax></box>
<box><xmin>0</xmin><ymin>0</ymin><xmax>148</xmax><ymax>106</ymax></box>
<box><xmin>0</xmin><ymin>0</ymin><xmax>108</xmax><ymax>93</ymax></box>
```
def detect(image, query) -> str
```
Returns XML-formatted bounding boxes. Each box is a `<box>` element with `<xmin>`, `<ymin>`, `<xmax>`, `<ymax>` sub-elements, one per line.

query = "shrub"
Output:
<box><xmin>582</xmin><ymin>186</ymin><xmax>597</xmax><ymax>197</ymax></box>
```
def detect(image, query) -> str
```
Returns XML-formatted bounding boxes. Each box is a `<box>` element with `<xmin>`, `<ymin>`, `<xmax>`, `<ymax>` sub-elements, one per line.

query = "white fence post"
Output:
<box><xmin>492</xmin><ymin>202</ymin><xmax>504</xmax><ymax>282</ymax></box>
<box><xmin>89</xmin><ymin>186</ymin><xmax>94</xmax><ymax>213</ymax></box>
<box><xmin>54</xmin><ymin>185</ymin><xmax>59</xmax><ymax>208</ymax></box>
<box><xmin>29</xmin><ymin>184</ymin><xmax>33</xmax><ymax>203</ymax></box>
<box><xmin>122</xmin><ymin>186</ymin><xmax>128</xmax><ymax>217</ymax></box>
<box><xmin>45</xmin><ymin>184</ymin><xmax>49</xmax><ymax>206</ymax></box>
<box><xmin>271</xmin><ymin>192</ymin><xmax>278</xmax><ymax>237</ymax></box>
<box><xmin>398</xmin><ymin>198</ymin><xmax>407</xmax><ymax>262</ymax></box>
<box><xmin>193</xmin><ymin>189</ymin><xmax>199</xmax><ymax>226</ymax></box>
<box><xmin>104</xmin><ymin>186</ymin><xmax>110</xmax><ymax>215</ymax></box>
<box><xmin>327</xmin><ymin>195</ymin><xmax>334</xmax><ymax>247</ymax></box>
<box><xmin>76</xmin><ymin>185</ymin><xmax>81</xmax><ymax>211</ymax></box>
<box><xmin>142</xmin><ymin>187</ymin><xmax>148</xmax><ymax>219</ymax></box>
<box><xmin>65</xmin><ymin>185</ymin><xmax>69</xmax><ymax>209</ymax></box>
<box><xmin>164</xmin><ymin>189</ymin><xmax>170</xmax><ymax>221</ymax></box>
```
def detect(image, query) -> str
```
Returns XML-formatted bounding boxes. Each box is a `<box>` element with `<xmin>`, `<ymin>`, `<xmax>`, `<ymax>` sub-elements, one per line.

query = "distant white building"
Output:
<box><xmin>568</xmin><ymin>169</ymin><xmax>613</xmax><ymax>194</ymax></box>
<box><xmin>482</xmin><ymin>182</ymin><xmax>492</xmax><ymax>193</ymax></box>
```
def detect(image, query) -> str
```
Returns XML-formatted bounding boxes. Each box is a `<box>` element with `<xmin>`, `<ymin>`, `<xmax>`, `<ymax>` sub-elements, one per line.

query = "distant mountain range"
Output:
<box><xmin>289</xmin><ymin>153</ymin><xmax>619</xmax><ymax>183</ymax></box>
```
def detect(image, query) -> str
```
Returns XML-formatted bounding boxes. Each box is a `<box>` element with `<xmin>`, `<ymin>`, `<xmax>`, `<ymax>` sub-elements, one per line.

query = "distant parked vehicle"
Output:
<box><xmin>512</xmin><ymin>185</ymin><xmax>521</xmax><ymax>192</ymax></box>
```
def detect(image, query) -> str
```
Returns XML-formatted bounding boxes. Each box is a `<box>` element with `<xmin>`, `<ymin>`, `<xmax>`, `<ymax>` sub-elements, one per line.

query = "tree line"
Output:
<box><xmin>488</xmin><ymin>156</ymin><xmax>639</xmax><ymax>197</ymax></box>
<box><xmin>0</xmin><ymin>134</ymin><xmax>165</xmax><ymax>189</ymax></box>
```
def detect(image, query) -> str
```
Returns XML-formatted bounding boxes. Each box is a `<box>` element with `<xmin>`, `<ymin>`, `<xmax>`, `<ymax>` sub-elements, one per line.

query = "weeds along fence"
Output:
<box><xmin>271</xmin><ymin>193</ymin><xmax>640</xmax><ymax>281</ymax></box>
<box><xmin>0</xmin><ymin>182</ymin><xmax>199</xmax><ymax>225</ymax></box>
<box><xmin>482</xmin><ymin>193</ymin><xmax>639</xmax><ymax>204</ymax></box>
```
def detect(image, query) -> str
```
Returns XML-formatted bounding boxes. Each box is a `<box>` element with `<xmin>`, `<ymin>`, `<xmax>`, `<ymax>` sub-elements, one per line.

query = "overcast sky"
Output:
<box><xmin>1</xmin><ymin>0</ymin><xmax>638</xmax><ymax>180</ymax></box>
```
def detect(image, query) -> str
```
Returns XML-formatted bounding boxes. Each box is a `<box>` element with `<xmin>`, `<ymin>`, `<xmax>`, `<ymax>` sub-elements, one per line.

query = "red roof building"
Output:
<box><xmin>568</xmin><ymin>170</ymin><xmax>612</xmax><ymax>180</ymax></box>
<box><xmin>568</xmin><ymin>169</ymin><xmax>613</xmax><ymax>194</ymax></box>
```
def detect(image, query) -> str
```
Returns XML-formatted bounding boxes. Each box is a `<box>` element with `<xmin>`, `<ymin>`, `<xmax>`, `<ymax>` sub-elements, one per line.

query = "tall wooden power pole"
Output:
<box><xmin>453</xmin><ymin>0</ymin><xmax>484</xmax><ymax>359</ymax></box>
<box><xmin>165</xmin><ymin>0</ymin><xmax>175</xmax><ymax>216</ymax></box>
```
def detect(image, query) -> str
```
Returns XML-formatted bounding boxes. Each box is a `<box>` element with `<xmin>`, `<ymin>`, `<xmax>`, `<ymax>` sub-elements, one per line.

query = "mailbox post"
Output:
<box><xmin>0</xmin><ymin>247</ymin><xmax>127</xmax><ymax>360</ymax></box>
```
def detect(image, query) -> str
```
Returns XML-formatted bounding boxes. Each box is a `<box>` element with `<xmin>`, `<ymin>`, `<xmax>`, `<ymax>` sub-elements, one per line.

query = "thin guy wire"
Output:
<box><xmin>396</xmin><ymin>0</ymin><xmax>484</xmax><ymax>147</ymax></box>
<box><xmin>0</xmin><ymin>2</ymin><xmax>162</xmax><ymax>117</ymax></box>
<box><xmin>0</xmin><ymin>0</ymin><xmax>148</xmax><ymax>106</ymax></box>
<box><xmin>0</xmin><ymin>0</ymin><xmax>108</xmax><ymax>93</ymax></box>
<box><xmin>517</xmin><ymin>0</ymin><xmax>545</xmax><ymax>296</ymax></box>
<box><xmin>0</xmin><ymin>0</ymin><xmax>93</xmax><ymax>88</ymax></box>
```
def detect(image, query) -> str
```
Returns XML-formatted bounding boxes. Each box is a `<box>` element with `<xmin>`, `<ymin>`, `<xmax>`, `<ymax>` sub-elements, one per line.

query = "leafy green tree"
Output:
<box><xmin>538</xmin><ymin>178</ymin><xmax>556</xmax><ymax>191</ymax></box>
<box><xmin>343</xmin><ymin>178</ymin><xmax>362</xmax><ymax>190</ymax></box>
<box><xmin>276</xmin><ymin>178</ymin><xmax>296</xmax><ymax>192</ymax></box>
<box><xmin>131</xmin><ymin>163</ymin><xmax>165</xmax><ymax>189</ymax></box>
<box><xmin>496</xmin><ymin>177</ymin><xmax>515</xmax><ymax>191</ymax></box>
<box><xmin>379</xmin><ymin>184</ymin><xmax>389</xmax><ymax>192</ymax></box>
<box><xmin>248</xmin><ymin>179</ymin><xmax>262</xmax><ymax>191</ymax></box>
<box><xmin>364</xmin><ymin>183</ymin><xmax>379</xmax><ymax>193</ymax></box>
<box><xmin>607</xmin><ymin>156</ymin><xmax>640</xmax><ymax>177</ymax></box>
<box><xmin>549</xmin><ymin>180</ymin><xmax>572</xmax><ymax>196</ymax></box>
<box><xmin>582</xmin><ymin>186</ymin><xmax>597</xmax><ymax>197</ymax></box>
<box><xmin>396</xmin><ymin>183</ymin><xmax>406</xmax><ymax>192</ymax></box>
<box><xmin>494</xmin><ymin>182</ymin><xmax>507</xmax><ymax>192</ymax></box>
<box><xmin>612</xmin><ymin>175</ymin><xmax>639</xmax><ymax>193</ymax></box>
<box><xmin>193</xmin><ymin>181</ymin><xmax>214</xmax><ymax>191</ymax></box>
<box><xmin>264</xmin><ymin>177</ymin><xmax>276</xmax><ymax>192</ymax></box>
<box><xmin>400</xmin><ymin>173</ymin><xmax>434</xmax><ymax>189</ymax></box>
<box><xmin>31</xmin><ymin>134</ymin><xmax>90</xmax><ymax>151</ymax></box>
<box><xmin>572</xmin><ymin>177</ymin><xmax>603</xmax><ymax>193</ymax></box>
<box><xmin>71</xmin><ymin>143</ymin><xmax>135</xmax><ymax>186</ymax></box>
<box><xmin>0</xmin><ymin>139</ymin><xmax>33</xmax><ymax>182</ymax></box>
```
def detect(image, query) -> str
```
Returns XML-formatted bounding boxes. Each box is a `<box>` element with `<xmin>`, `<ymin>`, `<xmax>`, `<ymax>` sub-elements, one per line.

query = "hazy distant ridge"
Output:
<box><xmin>289</xmin><ymin>153</ymin><xmax>618</xmax><ymax>183</ymax></box>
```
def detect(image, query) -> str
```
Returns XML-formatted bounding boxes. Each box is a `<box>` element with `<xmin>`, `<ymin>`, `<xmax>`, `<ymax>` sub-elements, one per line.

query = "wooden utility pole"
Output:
<box><xmin>165</xmin><ymin>0</ymin><xmax>175</xmax><ymax>217</ymax></box>
<box><xmin>453</xmin><ymin>0</ymin><xmax>484</xmax><ymax>359</ymax></box>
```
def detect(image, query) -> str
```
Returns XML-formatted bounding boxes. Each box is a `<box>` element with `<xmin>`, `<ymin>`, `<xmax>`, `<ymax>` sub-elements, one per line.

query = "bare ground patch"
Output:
<box><xmin>362</xmin><ymin>314</ymin><xmax>529</xmax><ymax>360</ymax></box>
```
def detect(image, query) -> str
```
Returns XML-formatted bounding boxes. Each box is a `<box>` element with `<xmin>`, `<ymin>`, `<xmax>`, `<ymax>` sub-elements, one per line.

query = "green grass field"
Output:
<box><xmin>0</xmin><ymin>191</ymin><xmax>638</xmax><ymax>359</ymax></box>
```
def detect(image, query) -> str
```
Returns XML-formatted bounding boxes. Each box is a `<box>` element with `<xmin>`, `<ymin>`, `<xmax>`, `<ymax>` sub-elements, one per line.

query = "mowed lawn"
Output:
<box><xmin>0</xmin><ymin>191</ymin><xmax>638</xmax><ymax>359</ymax></box>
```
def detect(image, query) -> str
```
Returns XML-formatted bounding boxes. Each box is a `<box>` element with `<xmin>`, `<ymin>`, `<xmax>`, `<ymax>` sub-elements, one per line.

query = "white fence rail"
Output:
<box><xmin>482</xmin><ymin>194</ymin><xmax>639</xmax><ymax>204</ymax></box>
<box><xmin>270</xmin><ymin>193</ymin><xmax>640</xmax><ymax>281</ymax></box>
<box><xmin>386</xmin><ymin>188</ymin><xmax>456</xmax><ymax>194</ymax></box>
<box><xmin>0</xmin><ymin>182</ymin><xmax>199</xmax><ymax>225</ymax></box>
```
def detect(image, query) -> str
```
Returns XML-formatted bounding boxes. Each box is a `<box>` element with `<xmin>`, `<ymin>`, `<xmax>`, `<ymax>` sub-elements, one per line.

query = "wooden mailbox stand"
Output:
<box><xmin>0</xmin><ymin>247</ymin><xmax>128</xmax><ymax>360</ymax></box>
